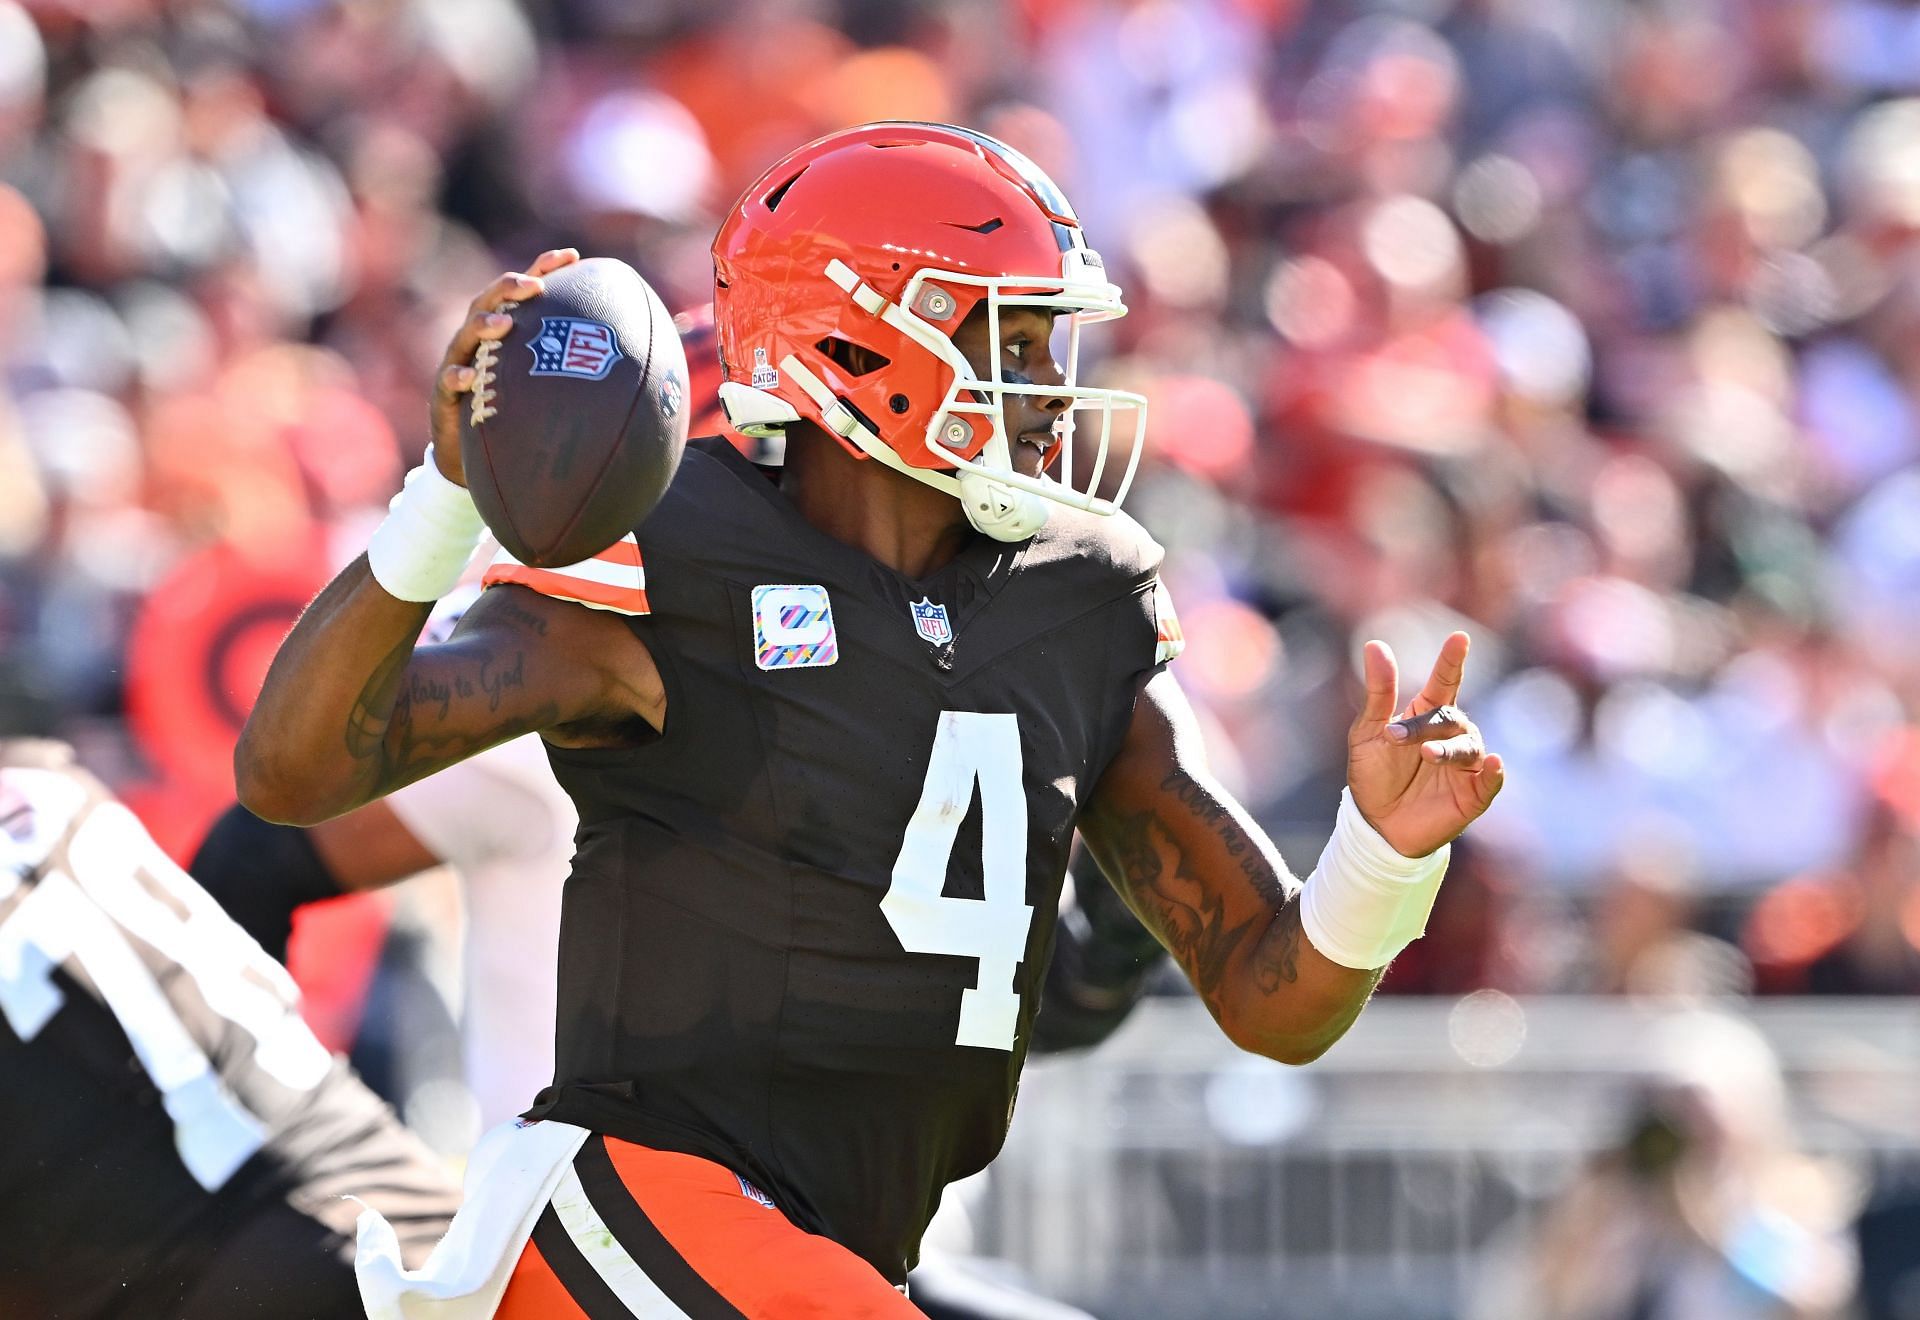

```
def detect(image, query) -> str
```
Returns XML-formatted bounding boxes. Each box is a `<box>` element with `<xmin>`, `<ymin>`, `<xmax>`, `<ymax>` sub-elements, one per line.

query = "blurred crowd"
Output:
<box><xmin>6</xmin><ymin>0</ymin><xmax>1920</xmax><ymax>1008</ymax></box>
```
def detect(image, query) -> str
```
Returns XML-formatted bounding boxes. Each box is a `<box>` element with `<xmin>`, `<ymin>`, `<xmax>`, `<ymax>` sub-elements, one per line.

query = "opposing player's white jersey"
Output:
<box><xmin>385</xmin><ymin>733</ymin><xmax>575</xmax><ymax>1129</ymax></box>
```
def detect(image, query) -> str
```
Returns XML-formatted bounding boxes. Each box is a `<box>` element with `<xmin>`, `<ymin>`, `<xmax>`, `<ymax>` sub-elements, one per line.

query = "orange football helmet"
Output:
<box><xmin>711</xmin><ymin>121</ymin><xmax>1144</xmax><ymax>541</ymax></box>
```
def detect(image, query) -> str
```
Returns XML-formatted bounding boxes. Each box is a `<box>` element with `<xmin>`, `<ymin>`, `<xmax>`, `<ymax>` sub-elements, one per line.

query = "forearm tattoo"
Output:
<box><xmin>1095</xmin><ymin>767</ymin><xmax>1305</xmax><ymax>1021</ymax></box>
<box><xmin>344</xmin><ymin>632</ymin><xmax>417</xmax><ymax>761</ymax></box>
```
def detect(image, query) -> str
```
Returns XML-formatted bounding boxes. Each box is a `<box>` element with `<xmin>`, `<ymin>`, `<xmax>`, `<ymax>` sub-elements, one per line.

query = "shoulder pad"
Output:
<box><xmin>1021</xmin><ymin>505</ymin><xmax>1166</xmax><ymax>592</ymax></box>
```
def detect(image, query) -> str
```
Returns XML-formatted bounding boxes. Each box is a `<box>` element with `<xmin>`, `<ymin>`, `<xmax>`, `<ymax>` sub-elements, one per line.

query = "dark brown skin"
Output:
<box><xmin>237</xmin><ymin>249</ymin><xmax>1504</xmax><ymax>1066</ymax></box>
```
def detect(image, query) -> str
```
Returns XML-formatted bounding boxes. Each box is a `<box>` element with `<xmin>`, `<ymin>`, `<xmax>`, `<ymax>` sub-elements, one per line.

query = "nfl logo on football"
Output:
<box><xmin>529</xmin><ymin>316</ymin><xmax>624</xmax><ymax>380</ymax></box>
<box><xmin>909</xmin><ymin>597</ymin><xmax>952</xmax><ymax>646</ymax></box>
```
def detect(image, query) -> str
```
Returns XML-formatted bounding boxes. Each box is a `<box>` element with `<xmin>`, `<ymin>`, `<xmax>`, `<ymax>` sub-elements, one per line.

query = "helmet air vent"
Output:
<box><xmin>763</xmin><ymin>168</ymin><xmax>807</xmax><ymax>212</ymax></box>
<box><xmin>816</xmin><ymin>337</ymin><xmax>892</xmax><ymax>377</ymax></box>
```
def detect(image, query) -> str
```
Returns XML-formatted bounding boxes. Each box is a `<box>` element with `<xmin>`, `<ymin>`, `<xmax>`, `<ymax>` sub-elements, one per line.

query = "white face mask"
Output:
<box><xmin>732</xmin><ymin>249</ymin><xmax>1148</xmax><ymax>543</ymax></box>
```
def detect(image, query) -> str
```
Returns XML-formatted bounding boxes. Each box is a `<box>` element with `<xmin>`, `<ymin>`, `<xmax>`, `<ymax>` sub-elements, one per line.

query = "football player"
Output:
<box><xmin>0</xmin><ymin>740</ymin><xmax>461</xmax><ymax>1319</ymax></box>
<box><xmin>238</xmin><ymin>122</ymin><xmax>1503</xmax><ymax>1317</ymax></box>
<box><xmin>194</xmin><ymin>755</ymin><xmax>1144</xmax><ymax>1320</ymax></box>
<box><xmin>195</xmin><ymin>756</ymin><xmax>1150</xmax><ymax>1320</ymax></box>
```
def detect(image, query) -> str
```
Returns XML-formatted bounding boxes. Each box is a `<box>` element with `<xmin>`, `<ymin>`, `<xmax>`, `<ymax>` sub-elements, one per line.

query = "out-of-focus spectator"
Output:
<box><xmin>1468</xmin><ymin>1010</ymin><xmax>1860</xmax><ymax>1320</ymax></box>
<box><xmin>1555</xmin><ymin>847</ymin><xmax>1753</xmax><ymax>1000</ymax></box>
<box><xmin>1747</xmin><ymin>803</ymin><xmax>1920</xmax><ymax>996</ymax></box>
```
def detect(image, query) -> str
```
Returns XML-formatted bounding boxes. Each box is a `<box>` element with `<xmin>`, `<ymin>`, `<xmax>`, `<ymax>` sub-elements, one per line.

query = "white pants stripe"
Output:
<box><xmin>548</xmin><ymin>1163</ymin><xmax>692</xmax><ymax>1317</ymax></box>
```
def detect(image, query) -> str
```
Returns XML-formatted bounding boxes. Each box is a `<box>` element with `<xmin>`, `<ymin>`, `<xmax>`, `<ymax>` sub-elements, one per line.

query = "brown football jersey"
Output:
<box><xmin>485</xmin><ymin>438</ymin><xmax>1183</xmax><ymax>1283</ymax></box>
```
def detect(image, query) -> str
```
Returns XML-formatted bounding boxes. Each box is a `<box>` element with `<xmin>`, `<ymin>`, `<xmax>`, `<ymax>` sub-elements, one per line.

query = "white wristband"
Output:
<box><xmin>1298</xmin><ymin>788</ymin><xmax>1451</xmax><ymax>971</ymax></box>
<box><xmin>366</xmin><ymin>447</ymin><xmax>487</xmax><ymax>603</ymax></box>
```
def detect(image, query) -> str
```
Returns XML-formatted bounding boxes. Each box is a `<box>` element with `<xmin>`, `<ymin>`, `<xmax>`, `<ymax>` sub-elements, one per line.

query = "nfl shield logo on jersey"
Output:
<box><xmin>528</xmin><ymin>317</ymin><xmax>624</xmax><ymax>380</ymax></box>
<box><xmin>909</xmin><ymin>597</ymin><xmax>952</xmax><ymax>646</ymax></box>
<box><xmin>735</xmin><ymin>1174</ymin><xmax>777</xmax><ymax>1209</ymax></box>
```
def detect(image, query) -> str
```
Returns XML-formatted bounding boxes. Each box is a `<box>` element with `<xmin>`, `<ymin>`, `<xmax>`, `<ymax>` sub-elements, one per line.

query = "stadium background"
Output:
<box><xmin>4</xmin><ymin>0</ymin><xmax>1920</xmax><ymax>1316</ymax></box>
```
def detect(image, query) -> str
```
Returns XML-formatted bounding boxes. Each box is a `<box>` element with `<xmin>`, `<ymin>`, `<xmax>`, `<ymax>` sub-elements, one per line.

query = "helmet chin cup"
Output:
<box><xmin>957</xmin><ymin>467</ymin><xmax>1050</xmax><ymax>541</ymax></box>
<box><xmin>717</xmin><ymin>380</ymin><xmax>801</xmax><ymax>438</ymax></box>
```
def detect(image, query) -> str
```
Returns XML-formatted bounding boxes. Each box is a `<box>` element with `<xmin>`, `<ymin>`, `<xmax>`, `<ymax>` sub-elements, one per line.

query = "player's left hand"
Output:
<box><xmin>1345</xmin><ymin>631</ymin><xmax>1504</xmax><ymax>858</ymax></box>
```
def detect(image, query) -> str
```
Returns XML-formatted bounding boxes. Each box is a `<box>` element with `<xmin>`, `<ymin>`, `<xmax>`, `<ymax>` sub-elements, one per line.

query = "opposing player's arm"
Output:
<box><xmin>237</xmin><ymin>571</ymin><xmax>660</xmax><ymax>826</ymax></box>
<box><xmin>1080</xmin><ymin>671</ymin><xmax>1375</xmax><ymax>1064</ymax></box>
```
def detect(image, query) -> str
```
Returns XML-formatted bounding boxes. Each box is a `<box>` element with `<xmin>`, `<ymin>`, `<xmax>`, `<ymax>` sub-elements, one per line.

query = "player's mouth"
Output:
<box><xmin>1012</xmin><ymin>428</ymin><xmax>1057</xmax><ymax>478</ymax></box>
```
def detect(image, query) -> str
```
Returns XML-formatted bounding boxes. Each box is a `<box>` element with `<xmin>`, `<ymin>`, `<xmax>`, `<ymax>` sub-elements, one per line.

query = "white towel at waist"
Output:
<box><xmin>357</xmin><ymin>1118</ymin><xmax>591</xmax><ymax>1320</ymax></box>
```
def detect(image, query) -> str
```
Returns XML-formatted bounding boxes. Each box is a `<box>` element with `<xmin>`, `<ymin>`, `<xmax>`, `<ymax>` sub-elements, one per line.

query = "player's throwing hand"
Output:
<box><xmin>428</xmin><ymin>248</ymin><xmax>581</xmax><ymax>487</ymax></box>
<box><xmin>1345</xmin><ymin>631</ymin><xmax>1504</xmax><ymax>858</ymax></box>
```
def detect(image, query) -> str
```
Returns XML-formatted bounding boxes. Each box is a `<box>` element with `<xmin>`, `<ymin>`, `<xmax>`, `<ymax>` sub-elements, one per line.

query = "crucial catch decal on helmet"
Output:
<box><xmin>528</xmin><ymin>316</ymin><xmax>624</xmax><ymax>380</ymax></box>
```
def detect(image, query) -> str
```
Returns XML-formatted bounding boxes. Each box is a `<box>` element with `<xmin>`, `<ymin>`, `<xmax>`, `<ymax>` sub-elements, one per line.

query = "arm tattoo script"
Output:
<box><xmin>344</xmin><ymin>632</ymin><xmax>559</xmax><ymax>792</ymax></box>
<box><xmin>1097</xmin><ymin>767</ymin><xmax>1306</xmax><ymax>1021</ymax></box>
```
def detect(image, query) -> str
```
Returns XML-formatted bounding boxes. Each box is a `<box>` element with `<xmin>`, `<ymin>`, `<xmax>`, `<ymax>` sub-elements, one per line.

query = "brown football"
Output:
<box><xmin>459</xmin><ymin>257</ymin><xmax>689</xmax><ymax>568</ymax></box>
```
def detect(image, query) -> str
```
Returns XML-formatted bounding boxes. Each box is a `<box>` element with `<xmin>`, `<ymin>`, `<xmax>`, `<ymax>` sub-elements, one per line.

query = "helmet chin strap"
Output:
<box><xmin>954</xmin><ymin>430</ymin><xmax>1051</xmax><ymax>541</ymax></box>
<box><xmin>773</xmin><ymin>356</ymin><xmax>1050</xmax><ymax>543</ymax></box>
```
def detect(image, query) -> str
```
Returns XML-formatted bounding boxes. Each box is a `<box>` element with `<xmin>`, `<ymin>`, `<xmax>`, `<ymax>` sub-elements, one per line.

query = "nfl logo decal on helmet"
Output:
<box><xmin>908</xmin><ymin>597</ymin><xmax>952</xmax><ymax>646</ymax></box>
<box><xmin>528</xmin><ymin>317</ymin><xmax>624</xmax><ymax>380</ymax></box>
<box><xmin>751</xmin><ymin>347</ymin><xmax>779</xmax><ymax>390</ymax></box>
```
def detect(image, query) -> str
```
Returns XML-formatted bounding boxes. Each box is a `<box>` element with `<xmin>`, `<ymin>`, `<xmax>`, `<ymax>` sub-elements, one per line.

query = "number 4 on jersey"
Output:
<box><xmin>882</xmin><ymin>712</ymin><xmax>1035</xmax><ymax>1051</ymax></box>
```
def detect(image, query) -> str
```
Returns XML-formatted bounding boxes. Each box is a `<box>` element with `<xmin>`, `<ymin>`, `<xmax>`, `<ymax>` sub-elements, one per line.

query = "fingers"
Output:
<box><xmin>1413</xmin><ymin>631</ymin><xmax>1470</xmax><ymax>714</ymax></box>
<box><xmin>442</xmin><ymin>295</ymin><xmax>525</xmax><ymax>381</ymax></box>
<box><xmin>1355</xmin><ymin>640</ymin><xmax>1400</xmax><ymax>732</ymax></box>
<box><xmin>437</xmin><ymin>362</ymin><xmax>478</xmax><ymax>398</ymax></box>
<box><xmin>441</xmin><ymin>252</ymin><xmax>577</xmax><ymax>375</ymax></box>
<box><xmin>435</xmin><ymin>303</ymin><xmax>511</xmax><ymax>394</ymax></box>
<box><xmin>1471</xmin><ymin>752</ymin><xmax>1506</xmax><ymax>808</ymax></box>
<box><xmin>529</xmin><ymin>247</ymin><xmax>579</xmax><ymax>277</ymax></box>
<box><xmin>1419</xmin><ymin>732</ymin><xmax>1485</xmax><ymax>768</ymax></box>
<box><xmin>1388</xmin><ymin>701</ymin><xmax>1467</xmax><ymax>742</ymax></box>
<box><xmin>464</xmin><ymin>269</ymin><xmax>544</xmax><ymax>319</ymax></box>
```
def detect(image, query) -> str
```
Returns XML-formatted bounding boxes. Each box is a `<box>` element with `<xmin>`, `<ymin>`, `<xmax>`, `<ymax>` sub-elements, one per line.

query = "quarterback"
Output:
<box><xmin>239</xmin><ymin>122</ymin><xmax>1502</xmax><ymax>1317</ymax></box>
